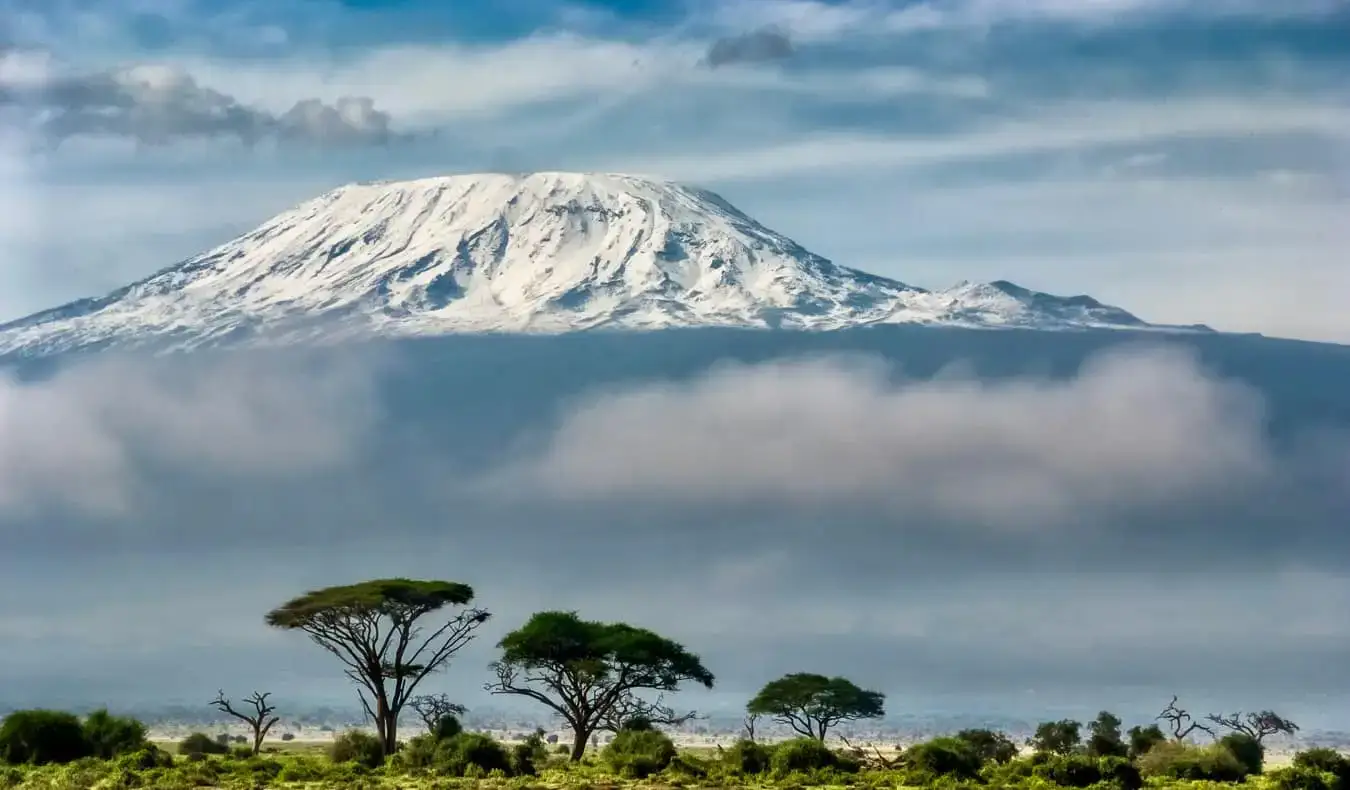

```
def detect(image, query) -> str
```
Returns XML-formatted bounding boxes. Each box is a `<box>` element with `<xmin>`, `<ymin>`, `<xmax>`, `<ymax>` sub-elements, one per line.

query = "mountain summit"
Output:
<box><xmin>0</xmin><ymin>172</ymin><xmax>1194</xmax><ymax>356</ymax></box>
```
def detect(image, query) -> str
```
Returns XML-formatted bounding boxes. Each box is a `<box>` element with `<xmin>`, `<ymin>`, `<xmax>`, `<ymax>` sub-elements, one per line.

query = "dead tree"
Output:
<box><xmin>408</xmin><ymin>693</ymin><xmax>467</xmax><ymax>733</ymax></box>
<box><xmin>743</xmin><ymin>713</ymin><xmax>760</xmax><ymax>742</ymax></box>
<box><xmin>596</xmin><ymin>691</ymin><xmax>702</xmax><ymax>733</ymax></box>
<box><xmin>1205</xmin><ymin>711</ymin><xmax>1299</xmax><ymax>743</ymax></box>
<box><xmin>839</xmin><ymin>734</ymin><xmax>900</xmax><ymax>770</ymax></box>
<box><xmin>209</xmin><ymin>690</ymin><xmax>280</xmax><ymax>756</ymax></box>
<box><xmin>1157</xmin><ymin>695</ymin><xmax>1214</xmax><ymax>742</ymax></box>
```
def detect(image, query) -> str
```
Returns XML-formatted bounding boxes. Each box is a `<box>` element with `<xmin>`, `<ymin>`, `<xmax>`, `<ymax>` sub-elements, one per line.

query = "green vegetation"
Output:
<box><xmin>0</xmin><ymin>574</ymin><xmax>1333</xmax><ymax>790</ymax></box>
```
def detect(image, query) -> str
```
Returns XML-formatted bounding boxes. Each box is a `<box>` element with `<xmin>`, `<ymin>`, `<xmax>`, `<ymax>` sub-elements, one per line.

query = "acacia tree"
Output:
<box><xmin>746</xmin><ymin>673</ymin><xmax>885</xmax><ymax>741</ymax></box>
<box><xmin>1158</xmin><ymin>696</ymin><xmax>1214</xmax><ymax>742</ymax></box>
<box><xmin>485</xmin><ymin>610</ymin><xmax>715</xmax><ymax>761</ymax></box>
<box><xmin>210</xmin><ymin>690</ymin><xmax>279</xmax><ymax>756</ymax></box>
<box><xmin>596</xmin><ymin>691</ymin><xmax>701</xmax><ymax>734</ymax></box>
<box><xmin>408</xmin><ymin>693</ymin><xmax>467</xmax><ymax>734</ymax></box>
<box><xmin>1206</xmin><ymin>711</ymin><xmax>1299</xmax><ymax>743</ymax></box>
<box><xmin>265</xmin><ymin>578</ymin><xmax>490</xmax><ymax>755</ymax></box>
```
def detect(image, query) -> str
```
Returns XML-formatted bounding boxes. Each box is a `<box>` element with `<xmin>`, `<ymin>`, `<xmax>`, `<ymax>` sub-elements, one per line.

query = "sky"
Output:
<box><xmin>1</xmin><ymin>0</ymin><xmax>1348</xmax><ymax>342</ymax></box>
<box><xmin>3</xmin><ymin>0</ymin><xmax>1350</xmax><ymax>732</ymax></box>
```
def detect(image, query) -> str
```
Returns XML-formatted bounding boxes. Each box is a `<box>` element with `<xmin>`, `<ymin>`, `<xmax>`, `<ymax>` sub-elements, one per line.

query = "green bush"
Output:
<box><xmin>722</xmin><ymin>738</ymin><xmax>773</xmax><ymax>775</ymax></box>
<box><xmin>329</xmin><ymin>730</ymin><xmax>384</xmax><ymax>769</ymax></box>
<box><xmin>1099</xmin><ymin>755</ymin><xmax>1144</xmax><ymax>790</ymax></box>
<box><xmin>955</xmin><ymin>728</ymin><xmax>1019</xmax><ymax>764</ymax></box>
<box><xmin>178</xmin><ymin>731</ymin><xmax>229</xmax><ymax>756</ymax></box>
<box><xmin>770</xmin><ymin>737</ymin><xmax>838</xmax><ymax>775</ymax></box>
<box><xmin>114</xmin><ymin>745</ymin><xmax>173</xmax><ymax>770</ymax></box>
<box><xmin>1136</xmin><ymin>740</ymin><xmax>1250</xmax><ymax>782</ymax></box>
<box><xmin>905</xmin><ymin>736</ymin><xmax>984</xmax><ymax>779</ymax></box>
<box><xmin>0</xmin><ymin>709</ymin><xmax>95</xmax><ymax>765</ymax></box>
<box><xmin>432</xmin><ymin>714</ymin><xmax>463</xmax><ymax>740</ymax></box>
<box><xmin>1219</xmin><ymin>733</ymin><xmax>1265</xmax><ymax>776</ymax></box>
<box><xmin>1271</xmin><ymin>766</ymin><xmax>1342</xmax><ymax>790</ymax></box>
<box><xmin>435</xmin><ymin>732</ymin><xmax>513</xmax><ymax>776</ymax></box>
<box><xmin>511</xmin><ymin>729</ymin><xmax>550</xmax><ymax>776</ymax></box>
<box><xmin>81</xmin><ymin>709</ymin><xmax>149</xmax><ymax>759</ymax></box>
<box><xmin>1126</xmin><ymin>725</ymin><xmax>1167</xmax><ymax>760</ymax></box>
<box><xmin>603</xmin><ymin>728</ymin><xmax>677</xmax><ymax>779</ymax></box>
<box><xmin>1033</xmin><ymin>753</ymin><xmax>1104</xmax><ymax>787</ymax></box>
<box><xmin>1294</xmin><ymin>749</ymin><xmax>1350</xmax><ymax>777</ymax></box>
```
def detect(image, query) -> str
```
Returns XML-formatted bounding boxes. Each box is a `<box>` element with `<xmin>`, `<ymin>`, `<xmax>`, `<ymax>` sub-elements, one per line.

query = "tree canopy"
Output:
<box><xmin>266</xmin><ymin>578</ymin><xmax>489</xmax><ymax>755</ymax></box>
<box><xmin>486</xmin><ymin>610</ymin><xmax>714</xmax><ymax>760</ymax></box>
<box><xmin>746</xmin><ymin>673</ymin><xmax>885</xmax><ymax>741</ymax></box>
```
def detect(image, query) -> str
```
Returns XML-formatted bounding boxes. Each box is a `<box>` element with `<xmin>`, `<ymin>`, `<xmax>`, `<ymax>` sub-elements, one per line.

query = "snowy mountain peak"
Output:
<box><xmin>0</xmin><ymin>172</ymin><xmax>1197</xmax><ymax>356</ymax></box>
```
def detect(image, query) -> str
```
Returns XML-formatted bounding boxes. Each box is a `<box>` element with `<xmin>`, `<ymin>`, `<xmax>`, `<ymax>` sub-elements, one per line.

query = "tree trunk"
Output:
<box><xmin>570</xmin><ymin>727</ymin><xmax>590</xmax><ymax>761</ymax></box>
<box><xmin>251</xmin><ymin>728</ymin><xmax>263</xmax><ymax>756</ymax></box>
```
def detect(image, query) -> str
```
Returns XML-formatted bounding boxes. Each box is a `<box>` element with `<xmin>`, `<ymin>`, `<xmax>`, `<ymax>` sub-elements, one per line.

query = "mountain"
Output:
<box><xmin>0</xmin><ymin>172</ymin><xmax>1205</xmax><ymax>356</ymax></box>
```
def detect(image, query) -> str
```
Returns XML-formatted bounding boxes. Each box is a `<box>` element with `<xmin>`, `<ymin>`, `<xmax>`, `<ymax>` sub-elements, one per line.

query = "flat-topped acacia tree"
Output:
<box><xmin>265</xmin><ymin>578</ymin><xmax>490</xmax><ymax>755</ymax></box>
<box><xmin>485</xmin><ymin>610</ymin><xmax>714</xmax><ymax>761</ymax></box>
<box><xmin>747</xmin><ymin>673</ymin><xmax>885</xmax><ymax>741</ymax></box>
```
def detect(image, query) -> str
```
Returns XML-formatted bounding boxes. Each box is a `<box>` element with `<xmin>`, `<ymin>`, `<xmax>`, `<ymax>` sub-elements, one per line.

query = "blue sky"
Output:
<box><xmin>2</xmin><ymin>0</ymin><xmax>1348</xmax><ymax>340</ymax></box>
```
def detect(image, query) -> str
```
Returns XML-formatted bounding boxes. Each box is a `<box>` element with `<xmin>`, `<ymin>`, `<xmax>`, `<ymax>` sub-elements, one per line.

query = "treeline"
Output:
<box><xmin>1</xmin><ymin>575</ymin><xmax>1346</xmax><ymax>790</ymax></box>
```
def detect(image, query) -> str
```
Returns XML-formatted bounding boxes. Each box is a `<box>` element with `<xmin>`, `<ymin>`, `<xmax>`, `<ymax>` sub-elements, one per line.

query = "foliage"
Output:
<box><xmin>1271</xmin><ymin>766</ymin><xmax>1342</xmax><ymax>790</ymax></box>
<box><xmin>266</xmin><ymin>577</ymin><xmax>490</xmax><ymax>755</ymax></box>
<box><xmin>1086</xmin><ymin>711</ymin><xmax>1127</xmax><ymax>758</ymax></box>
<box><xmin>602</xmin><ymin>728</ymin><xmax>677</xmax><ymax>778</ymax></box>
<box><xmin>0</xmin><ymin>709</ymin><xmax>94</xmax><ymax>765</ymax></box>
<box><xmin>721</xmin><ymin>738</ymin><xmax>773</xmax><ymax>775</ymax></box>
<box><xmin>1127</xmin><ymin>724</ymin><xmax>1167</xmax><ymax>759</ymax></box>
<box><xmin>1294</xmin><ymin>748</ymin><xmax>1350</xmax><ymax>778</ymax></box>
<box><xmin>769</xmin><ymin>736</ymin><xmax>839</xmax><ymax>775</ymax></box>
<box><xmin>487</xmin><ymin>610</ymin><xmax>713</xmax><ymax>760</ymax></box>
<box><xmin>511</xmin><ymin>728</ymin><xmax>550</xmax><ymax>776</ymax></box>
<box><xmin>435</xmin><ymin>732</ymin><xmax>514</xmax><ymax>776</ymax></box>
<box><xmin>747</xmin><ymin>673</ymin><xmax>886</xmax><ymax>741</ymax></box>
<box><xmin>1219</xmin><ymin>732</ymin><xmax>1265</xmax><ymax>776</ymax></box>
<box><xmin>329</xmin><ymin>729</ymin><xmax>385</xmax><ymax>769</ymax></box>
<box><xmin>178</xmin><ymin>731</ymin><xmax>229</xmax><ymax>756</ymax></box>
<box><xmin>1030</xmin><ymin>719</ymin><xmax>1082</xmax><ymax>755</ymax></box>
<box><xmin>903</xmin><ymin>736</ymin><xmax>984</xmax><ymax>779</ymax></box>
<box><xmin>955</xmin><ymin>728</ymin><xmax>1019</xmax><ymax>764</ymax></box>
<box><xmin>80</xmin><ymin>709</ymin><xmax>149</xmax><ymax>760</ymax></box>
<box><xmin>431</xmin><ymin>714</ymin><xmax>464</xmax><ymax>740</ymax></box>
<box><xmin>1136</xmin><ymin>740</ymin><xmax>1250</xmax><ymax>782</ymax></box>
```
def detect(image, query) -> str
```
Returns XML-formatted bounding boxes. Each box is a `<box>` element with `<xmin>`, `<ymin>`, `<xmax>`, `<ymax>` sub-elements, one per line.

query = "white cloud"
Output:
<box><xmin>0</xmin><ymin>352</ymin><xmax>380</xmax><ymax>518</ymax></box>
<box><xmin>490</xmin><ymin>346</ymin><xmax>1272</xmax><ymax>529</ymax></box>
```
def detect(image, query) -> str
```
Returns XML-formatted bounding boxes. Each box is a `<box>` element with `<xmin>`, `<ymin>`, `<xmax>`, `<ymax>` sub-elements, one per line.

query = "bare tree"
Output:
<box><xmin>1205</xmin><ymin>711</ymin><xmax>1299</xmax><ymax>743</ymax></box>
<box><xmin>210</xmin><ymin>690</ymin><xmax>280</xmax><ymax>756</ymax></box>
<box><xmin>596</xmin><ymin>691</ymin><xmax>701</xmax><ymax>733</ymax></box>
<box><xmin>743</xmin><ymin>713</ymin><xmax>760</xmax><ymax>742</ymax></box>
<box><xmin>1157</xmin><ymin>696</ymin><xmax>1214</xmax><ymax>742</ymax></box>
<box><xmin>408</xmin><ymin>693</ymin><xmax>467</xmax><ymax>733</ymax></box>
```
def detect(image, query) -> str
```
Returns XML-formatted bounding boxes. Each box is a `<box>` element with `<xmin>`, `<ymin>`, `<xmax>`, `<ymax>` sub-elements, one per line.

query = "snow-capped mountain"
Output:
<box><xmin>0</xmin><ymin>172</ymin><xmax>1200</xmax><ymax>356</ymax></box>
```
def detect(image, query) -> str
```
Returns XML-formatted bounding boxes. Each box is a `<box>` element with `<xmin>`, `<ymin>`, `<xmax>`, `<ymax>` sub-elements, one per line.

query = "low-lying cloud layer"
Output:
<box><xmin>500</xmin><ymin>346</ymin><xmax>1271</xmax><ymax>530</ymax></box>
<box><xmin>0</xmin><ymin>351</ymin><xmax>380</xmax><ymax>517</ymax></box>
<box><xmin>2</xmin><ymin>335</ymin><xmax>1349</xmax><ymax>712</ymax></box>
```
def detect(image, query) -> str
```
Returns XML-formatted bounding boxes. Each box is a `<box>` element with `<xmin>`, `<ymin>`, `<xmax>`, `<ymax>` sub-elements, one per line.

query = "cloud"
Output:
<box><xmin>0</xmin><ymin>350</ymin><xmax>381</xmax><ymax>518</ymax></box>
<box><xmin>489</xmin><ymin>345</ymin><xmax>1272</xmax><ymax>529</ymax></box>
<box><xmin>703</xmin><ymin>25</ymin><xmax>794</xmax><ymax>68</ymax></box>
<box><xmin>0</xmin><ymin>55</ymin><xmax>404</xmax><ymax>148</ymax></box>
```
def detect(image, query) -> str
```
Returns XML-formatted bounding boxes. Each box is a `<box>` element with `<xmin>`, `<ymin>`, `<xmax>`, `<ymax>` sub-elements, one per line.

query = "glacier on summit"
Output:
<box><xmin>0</xmin><ymin>172</ymin><xmax>1202</xmax><ymax>356</ymax></box>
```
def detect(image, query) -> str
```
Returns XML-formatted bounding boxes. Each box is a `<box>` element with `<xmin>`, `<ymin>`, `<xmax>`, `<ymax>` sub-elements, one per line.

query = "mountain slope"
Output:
<box><xmin>0</xmin><ymin>172</ymin><xmax>1198</xmax><ymax>356</ymax></box>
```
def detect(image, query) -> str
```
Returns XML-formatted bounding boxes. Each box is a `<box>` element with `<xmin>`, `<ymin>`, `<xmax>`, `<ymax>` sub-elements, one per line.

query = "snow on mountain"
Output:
<box><xmin>0</xmin><ymin>172</ymin><xmax>1198</xmax><ymax>356</ymax></box>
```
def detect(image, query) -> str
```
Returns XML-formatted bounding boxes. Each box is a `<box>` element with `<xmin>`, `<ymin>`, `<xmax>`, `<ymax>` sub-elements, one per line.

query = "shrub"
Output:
<box><xmin>81</xmin><ymin>709</ymin><xmax>149</xmax><ymax>759</ymax></box>
<box><xmin>178</xmin><ymin>732</ymin><xmax>229</xmax><ymax>756</ymax></box>
<box><xmin>1126</xmin><ymin>725</ymin><xmax>1167</xmax><ymax>760</ymax></box>
<box><xmin>955</xmin><ymin>728</ymin><xmax>1019</xmax><ymax>764</ymax></box>
<box><xmin>392</xmin><ymin>733</ymin><xmax>439</xmax><ymax>771</ymax></box>
<box><xmin>280</xmin><ymin>732</ymin><xmax>296</xmax><ymax>742</ymax></box>
<box><xmin>1219</xmin><ymin>733</ymin><xmax>1265</xmax><ymax>776</ymax></box>
<box><xmin>1294</xmin><ymin>749</ymin><xmax>1350</xmax><ymax>777</ymax></box>
<box><xmin>1031</xmin><ymin>720</ymin><xmax>1083</xmax><ymax>755</ymax></box>
<box><xmin>114</xmin><ymin>745</ymin><xmax>174</xmax><ymax>770</ymax></box>
<box><xmin>1271</xmin><ymin>766</ymin><xmax>1341</xmax><ymax>790</ymax></box>
<box><xmin>511</xmin><ymin>729</ymin><xmax>550</xmax><ymax>776</ymax></box>
<box><xmin>436</xmin><ymin>732</ymin><xmax>513</xmax><ymax>777</ymax></box>
<box><xmin>905</xmin><ymin>737</ymin><xmax>984</xmax><ymax>779</ymax></box>
<box><xmin>722</xmin><ymin>738</ymin><xmax>773</xmax><ymax>775</ymax></box>
<box><xmin>1137</xmin><ymin>740</ymin><xmax>1250</xmax><ymax>782</ymax></box>
<box><xmin>603</xmin><ymin>728</ymin><xmax>677</xmax><ymax>779</ymax></box>
<box><xmin>771</xmin><ymin>737</ymin><xmax>838</xmax><ymax>775</ymax></box>
<box><xmin>329</xmin><ymin>730</ymin><xmax>384</xmax><ymax>769</ymax></box>
<box><xmin>0</xmin><ymin>709</ymin><xmax>95</xmax><ymax>765</ymax></box>
<box><xmin>1034</xmin><ymin>753</ymin><xmax>1104</xmax><ymax>787</ymax></box>
<box><xmin>431</xmin><ymin>714</ymin><xmax>463</xmax><ymax>741</ymax></box>
<box><xmin>1100</xmin><ymin>755</ymin><xmax>1144</xmax><ymax>790</ymax></box>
